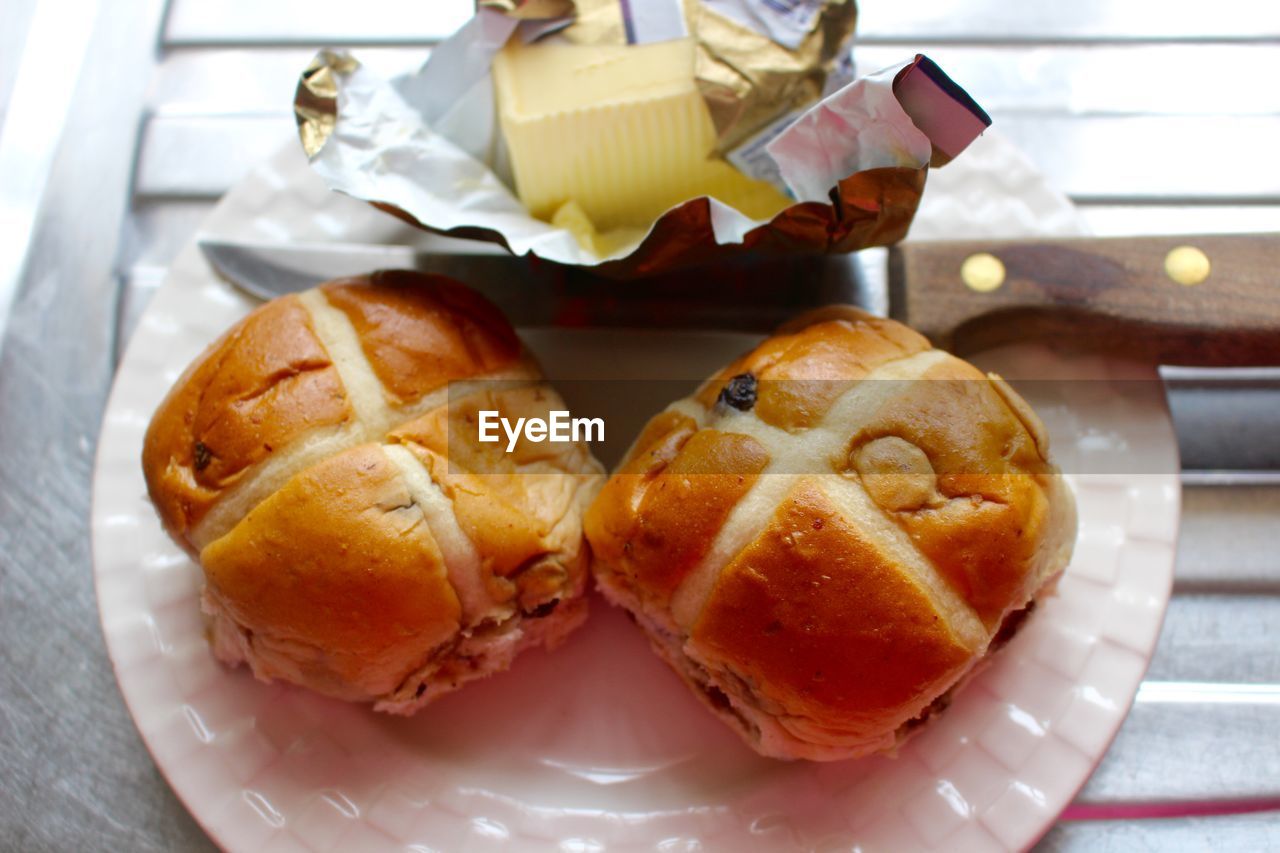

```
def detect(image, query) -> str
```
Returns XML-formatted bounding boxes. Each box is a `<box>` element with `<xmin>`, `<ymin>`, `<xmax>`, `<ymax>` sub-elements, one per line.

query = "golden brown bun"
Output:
<box><xmin>585</xmin><ymin>306</ymin><xmax>1076</xmax><ymax>760</ymax></box>
<box><xmin>141</xmin><ymin>293</ymin><xmax>353</xmax><ymax>549</ymax></box>
<box><xmin>143</xmin><ymin>272</ymin><xmax>603</xmax><ymax>711</ymax></box>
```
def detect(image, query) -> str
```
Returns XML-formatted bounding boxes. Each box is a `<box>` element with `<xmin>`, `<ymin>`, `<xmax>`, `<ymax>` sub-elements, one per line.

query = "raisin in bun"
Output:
<box><xmin>143</xmin><ymin>272</ymin><xmax>603</xmax><ymax>712</ymax></box>
<box><xmin>584</xmin><ymin>306</ymin><xmax>1076</xmax><ymax>760</ymax></box>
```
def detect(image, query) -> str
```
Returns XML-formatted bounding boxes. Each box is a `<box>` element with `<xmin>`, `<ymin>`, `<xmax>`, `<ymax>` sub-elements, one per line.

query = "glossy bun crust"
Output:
<box><xmin>143</xmin><ymin>272</ymin><xmax>602</xmax><ymax>712</ymax></box>
<box><xmin>585</xmin><ymin>307</ymin><xmax>1076</xmax><ymax>760</ymax></box>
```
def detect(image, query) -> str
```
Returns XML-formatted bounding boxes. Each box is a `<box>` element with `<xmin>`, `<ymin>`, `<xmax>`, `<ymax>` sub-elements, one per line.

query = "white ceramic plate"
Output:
<box><xmin>92</xmin><ymin>131</ymin><xmax>1177</xmax><ymax>852</ymax></box>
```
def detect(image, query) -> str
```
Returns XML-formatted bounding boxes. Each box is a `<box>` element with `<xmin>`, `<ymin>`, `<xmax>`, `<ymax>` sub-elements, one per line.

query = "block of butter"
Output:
<box><xmin>492</xmin><ymin>36</ymin><xmax>792</xmax><ymax>254</ymax></box>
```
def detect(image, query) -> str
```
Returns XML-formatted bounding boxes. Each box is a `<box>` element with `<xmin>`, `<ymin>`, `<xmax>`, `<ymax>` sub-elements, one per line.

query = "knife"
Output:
<box><xmin>200</xmin><ymin>234</ymin><xmax>1280</xmax><ymax>366</ymax></box>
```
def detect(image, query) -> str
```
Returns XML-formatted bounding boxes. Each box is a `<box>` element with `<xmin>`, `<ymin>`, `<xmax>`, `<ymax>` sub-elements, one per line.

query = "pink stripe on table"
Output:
<box><xmin>1062</xmin><ymin>799</ymin><xmax>1280</xmax><ymax>821</ymax></box>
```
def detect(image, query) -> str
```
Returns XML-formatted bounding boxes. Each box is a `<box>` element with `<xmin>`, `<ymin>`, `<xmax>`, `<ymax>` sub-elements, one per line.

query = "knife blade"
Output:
<box><xmin>200</xmin><ymin>233</ymin><xmax>1280</xmax><ymax>366</ymax></box>
<box><xmin>199</xmin><ymin>238</ymin><xmax>888</xmax><ymax>332</ymax></box>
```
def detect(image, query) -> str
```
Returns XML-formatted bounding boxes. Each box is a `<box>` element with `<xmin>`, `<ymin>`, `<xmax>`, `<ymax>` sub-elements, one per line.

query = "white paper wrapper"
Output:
<box><xmin>768</xmin><ymin>62</ymin><xmax>933</xmax><ymax>202</ymax></box>
<box><xmin>703</xmin><ymin>0</ymin><xmax>828</xmax><ymax>50</ymax></box>
<box><xmin>298</xmin><ymin>8</ymin><xmax>990</xmax><ymax>273</ymax></box>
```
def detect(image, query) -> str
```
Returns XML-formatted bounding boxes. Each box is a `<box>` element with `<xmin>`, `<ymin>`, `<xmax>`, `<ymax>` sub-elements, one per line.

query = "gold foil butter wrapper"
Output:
<box><xmin>689</xmin><ymin>0</ymin><xmax>859</xmax><ymax>154</ymax></box>
<box><xmin>294</xmin><ymin>6</ymin><xmax>989</xmax><ymax>278</ymax></box>
<box><xmin>498</xmin><ymin>0</ymin><xmax>857</xmax><ymax>149</ymax></box>
<box><xmin>295</xmin><ymin>50</ymin><xmax>358</xmax><ymax>159</ymax></box>
<box><xmin>479</xmin><ymin>0</ymin><xmax>575</xmax><ymax>20</ymax></box>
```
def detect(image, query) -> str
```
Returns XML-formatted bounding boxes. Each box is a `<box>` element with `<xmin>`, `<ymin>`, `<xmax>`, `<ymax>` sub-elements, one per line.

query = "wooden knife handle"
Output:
<box><xmin>888</xmin><ymin>233</ymin><xmax>1280</xmax><ymax>366</ymax></box>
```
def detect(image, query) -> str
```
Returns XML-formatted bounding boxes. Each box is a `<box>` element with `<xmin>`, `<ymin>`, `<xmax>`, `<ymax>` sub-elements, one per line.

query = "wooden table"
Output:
<box><xmin>0</xmin><ymin>0</ymin><xmax>1277</xmax><ymax>849</ymax></box>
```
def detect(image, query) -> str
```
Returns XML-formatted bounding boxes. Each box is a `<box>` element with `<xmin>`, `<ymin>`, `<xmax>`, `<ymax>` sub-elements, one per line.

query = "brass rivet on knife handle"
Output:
<box><xmin>889</xmin><ymin>233</ymin><xmax>1280</xmax><ymax>366</ymax></box>
<box><xmin>1165</xmin><ymin>245</ymin><xmax>1211</xmax><ymax>286</ymax></box>
<box><xmin>961</xmin><ymin>253</ymin><xmax>1006</xmax><ymax>293</ymax></box>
